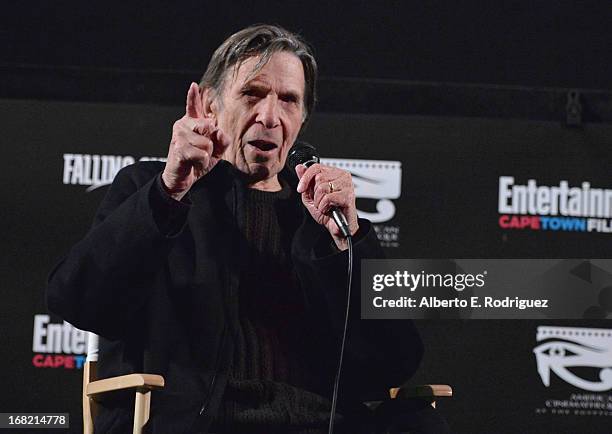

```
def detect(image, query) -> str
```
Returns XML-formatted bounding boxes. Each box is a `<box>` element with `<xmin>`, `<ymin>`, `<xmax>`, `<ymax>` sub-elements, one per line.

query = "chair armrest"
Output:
<box><xmin>389</xmin><ymin>384</ymin><xmax>453</xmax><ymax>400</ymax></box>
<box><xmin>86</xmin><ymin>374</ymin><xmax>165</xmax><ymax>398</ymax></box>
<box><xmin>364</xmin><ymin>384</ymin><xmax>453</xmax><ymax>412</ymax></box>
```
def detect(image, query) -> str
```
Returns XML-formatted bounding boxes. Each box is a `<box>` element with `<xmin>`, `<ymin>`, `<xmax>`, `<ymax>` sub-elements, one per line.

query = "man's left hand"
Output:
<box><xmin>296</xmin><ymin>163</ymin><xmax>359</xmax><ymax>250</ymax></box>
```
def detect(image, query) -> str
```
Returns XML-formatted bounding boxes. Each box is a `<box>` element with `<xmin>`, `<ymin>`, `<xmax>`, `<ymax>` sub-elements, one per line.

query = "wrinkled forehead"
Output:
<box><xmin>223</xmin><ymin>52</ymin><xmax>305</xmax><ymax>94</ymax></box>
<box><xmin>229</xmin><ymin>55</ymin><xmax>266</xmax><ymax>86</ymax></box>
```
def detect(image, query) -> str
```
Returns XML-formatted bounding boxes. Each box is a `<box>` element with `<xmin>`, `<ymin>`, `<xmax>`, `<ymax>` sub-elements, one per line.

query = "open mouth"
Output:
<box><xmin>248</xmin><ymin>140</ymin><xmax>277</xmax><ymax>151</ymax></box>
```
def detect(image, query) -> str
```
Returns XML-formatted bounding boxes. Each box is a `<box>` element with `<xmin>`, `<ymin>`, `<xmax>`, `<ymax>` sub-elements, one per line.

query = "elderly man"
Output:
<box><xmin>47</xmin><ymin>25</ymin><xmax>428</xmax><ymax>433</ymax></box>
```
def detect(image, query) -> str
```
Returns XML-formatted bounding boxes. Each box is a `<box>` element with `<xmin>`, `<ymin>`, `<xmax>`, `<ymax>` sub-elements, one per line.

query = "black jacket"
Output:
<box><xmin>46</xmin><ymin>160</ymin><xmax>423</xmax><ymax>433</ymax></box>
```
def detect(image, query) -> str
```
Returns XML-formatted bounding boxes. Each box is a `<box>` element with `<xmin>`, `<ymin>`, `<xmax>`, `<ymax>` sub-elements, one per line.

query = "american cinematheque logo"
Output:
<box><xmin>533</xmin><ymin>326</ymin><xmax>612</xmax><ymax>417</ymax></box>
<box><xmin>323</xmin><ymin>158</ymin><xmax>402</xmax><ymax>248</ymax></box>
<box><xmin>498</xmin><ymin>176</ymin><xmax>612</xmax><ymax>233</ymax></box>
<box><xmin>62</xmin><ymin>154</ymin><xmax>404</xmax><ymax>248</ymax></box>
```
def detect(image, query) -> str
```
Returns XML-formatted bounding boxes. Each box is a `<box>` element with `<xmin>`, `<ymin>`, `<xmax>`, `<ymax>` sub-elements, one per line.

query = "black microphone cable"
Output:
<box><xmin>286</xmin><ymin>142</ymin><xmax>355</xmax><ymax>433</ymax></box>
<box><xmin>327</xmin><ymin>233</ymin><xmax>353</xmax><ymax>434</ymax></box>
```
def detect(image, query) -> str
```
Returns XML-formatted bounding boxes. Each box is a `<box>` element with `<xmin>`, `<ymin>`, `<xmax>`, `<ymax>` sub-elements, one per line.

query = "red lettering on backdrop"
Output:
<box><xmin>65</xmin><ymin>356</ymin><xmax>75</xmax><ymax>369</ymax></box>
<box><xmin>499</xmin><ymin>215</ymin><xmax>511</xmax><ymax>228</ymax></box>
<box><xmin>33</xmin><ymin>354</ymin><xmax>76</xmax><ymax>368</ymax></box>
<box><xmin>32</xmin><ymin>354</ymin><xmax>44</xmax><ymax>367</ymax></box>
<box><xmin>499</xmin><ymin>215</ymin><xmax>540</xmax><ymax>229</ymax></box>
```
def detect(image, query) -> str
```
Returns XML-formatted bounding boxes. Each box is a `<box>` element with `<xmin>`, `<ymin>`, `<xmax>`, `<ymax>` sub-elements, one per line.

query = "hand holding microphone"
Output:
<box><xmin>288</xmin><ymin>142</ymin><xmax>359</xmax><ymax>250</ymax></box>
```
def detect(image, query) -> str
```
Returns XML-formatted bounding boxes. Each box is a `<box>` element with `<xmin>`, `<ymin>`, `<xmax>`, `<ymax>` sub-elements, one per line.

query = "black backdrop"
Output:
<box><xmin>4</xmin><ymin>1</ymin><xmax>612</xmax><ymax>90</ymax></box>
<box><xmin>3</xmin><ymin>1</ymin><xmax>612</xmax><ymax>433</ymax></box>
<box><xmin>2</xmin><ymin>98</ymin><xmax>611</xmax><ymax>433</ymax></box>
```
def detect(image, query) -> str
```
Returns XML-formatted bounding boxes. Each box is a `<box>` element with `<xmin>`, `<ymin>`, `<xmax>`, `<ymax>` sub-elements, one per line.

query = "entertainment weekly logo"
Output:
<box><xmin>31</xmin><ymin>314</ymin><xmax>88</xmax><ymax>369</ymax></box>
<box><xmin>62</xmin><ymin>154</ymin><xmax>404</xmax><ymax>247</ymax></box>
<box><xmin>532</xmin><ymin>326</ymin><xmax>612</xmax><ymax>418</ymax></box>
<box><xmin>498</xmin><ymin>176</ymin><xmax>612</xmax><ymax>234</ymax></box>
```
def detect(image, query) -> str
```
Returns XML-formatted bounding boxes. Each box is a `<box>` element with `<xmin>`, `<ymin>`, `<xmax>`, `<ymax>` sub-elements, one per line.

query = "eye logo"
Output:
<box><xmin>321</xmin><ymin>158</ymin><xmax>402</xmax><ymax>223</ymax></box>
<box><xmin>533</xmin><ymin>326</ymin><xmax>612</xmax><ymax>392</ymax></box>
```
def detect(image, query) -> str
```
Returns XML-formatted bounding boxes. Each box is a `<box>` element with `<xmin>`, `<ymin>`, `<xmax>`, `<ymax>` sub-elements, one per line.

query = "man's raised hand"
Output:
<box><xmin>161</xmin><ymin>82</ymin><xmax>230</xmax><ymax>201</ymax></box>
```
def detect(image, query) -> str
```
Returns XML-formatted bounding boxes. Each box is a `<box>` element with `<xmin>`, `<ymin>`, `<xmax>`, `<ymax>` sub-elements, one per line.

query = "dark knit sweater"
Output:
<box><xmin>211</xmin><ymin>180</ymin><xmax>334</xmax><ymax>433</ymax></box>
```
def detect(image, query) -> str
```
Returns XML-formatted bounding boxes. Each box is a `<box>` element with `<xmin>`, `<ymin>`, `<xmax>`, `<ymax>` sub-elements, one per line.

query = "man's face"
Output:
<box><xmin>210</xmin><ymin>51</ymin><xmax>306</xmax><ymax>188</ymax></box>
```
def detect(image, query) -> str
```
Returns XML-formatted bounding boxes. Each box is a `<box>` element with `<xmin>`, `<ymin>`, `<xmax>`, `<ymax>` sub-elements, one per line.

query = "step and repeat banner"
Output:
<box><xmin>2</xmin><ymin>98</ymin><xmax>611</xmax><ymax>433</ymax></box>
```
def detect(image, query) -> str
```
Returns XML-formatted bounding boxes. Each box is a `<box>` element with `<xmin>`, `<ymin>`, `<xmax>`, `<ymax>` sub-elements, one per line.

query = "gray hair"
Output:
<box><xmin>199</xmin><ymin>24</ymin><xmax>317</xmax><ymax>124</ymax></box>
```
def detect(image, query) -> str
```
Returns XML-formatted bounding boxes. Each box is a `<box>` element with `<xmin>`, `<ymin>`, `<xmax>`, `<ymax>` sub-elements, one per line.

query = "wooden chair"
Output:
<box><xmin>82</xmin><ymin>333</ymin><xmax>451</xmax><ymax>433</ymax></box>
<box><xmin>389</xmin><ymin>384</ymin><xmax>452</xmax><ymax>409</ymax></box>
<box><xmin>82</xmin><ymin>333</ymin><xmax>164</xmax><ymax>434</ymax></box>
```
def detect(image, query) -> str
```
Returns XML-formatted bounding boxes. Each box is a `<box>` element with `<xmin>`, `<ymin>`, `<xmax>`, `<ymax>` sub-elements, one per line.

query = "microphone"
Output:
<box><xmin>287</xmin><ymin>142</ymin><xmax>352</xmax><ymax>238</ymax></box>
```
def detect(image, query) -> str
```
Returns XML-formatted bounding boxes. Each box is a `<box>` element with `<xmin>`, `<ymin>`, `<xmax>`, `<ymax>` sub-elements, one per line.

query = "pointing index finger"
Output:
<box><xmin>185</xmin><ymin>82</ymin><xmax>201</xmax><ymax>119</ymax></box>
